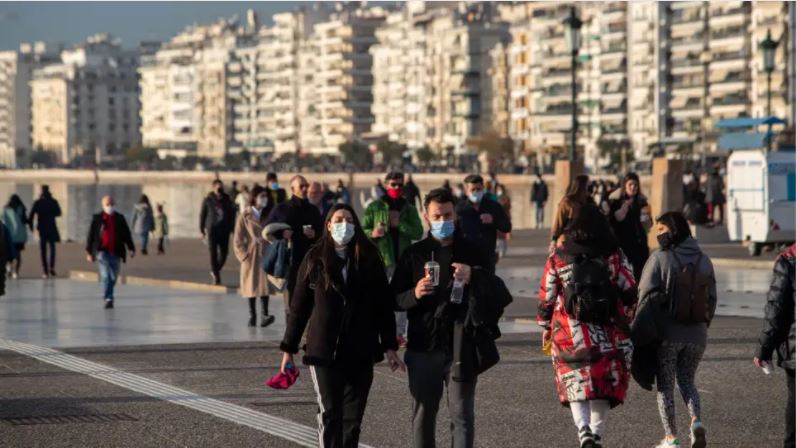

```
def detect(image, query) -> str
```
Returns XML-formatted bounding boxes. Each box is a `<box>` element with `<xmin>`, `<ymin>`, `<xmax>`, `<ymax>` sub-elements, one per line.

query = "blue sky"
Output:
<box><xmin>0</xmin><ymin>2</ymin><xmax>300</xmax><ymax>50</ymax></box>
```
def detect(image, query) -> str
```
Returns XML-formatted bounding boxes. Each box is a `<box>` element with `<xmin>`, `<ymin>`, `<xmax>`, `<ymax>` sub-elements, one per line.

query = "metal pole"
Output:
<box><xmin>767</xmin><ymin>70</ymin><xmax>773</xmax><ymax>153</ymax></box>
<box><xmin>570</xmin><ymin>50</ymin><xmax>577</xmax><ymax>162</ymax></box>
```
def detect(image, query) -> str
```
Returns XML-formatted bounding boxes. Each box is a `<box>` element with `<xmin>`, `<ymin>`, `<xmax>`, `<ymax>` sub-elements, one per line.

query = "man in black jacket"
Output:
<box><xmin>265</xmin><ymin>175</ymin><xmax>323</xmax><ymax>306</ymax></box>
<box><xmin>391</xmin><ymin>188</ymin><xmax>483</xmax><ymax>448</ymax></box>
<box><xmin>86</xmin><ymin>195</ymin><xmax>135</xmax><ymax>309</ymax></box>
<box><xmin>200</xmin><ymin>179</ymin><xmax>236</xmax><ymax>285</ymax></box>
<box><xmin>455</xmin><ymin>174</ymin><xmax>511</xmax><ymax>272</ymax></box>
<box><xmin>755</xmin><ymin>243</ymin><xmax>796</xmax><ymax>448</ymax></box>
<box><xmin>28</xmin><ymin>184</ymin><xmax>62</xmax><ymax>278</ymax></box>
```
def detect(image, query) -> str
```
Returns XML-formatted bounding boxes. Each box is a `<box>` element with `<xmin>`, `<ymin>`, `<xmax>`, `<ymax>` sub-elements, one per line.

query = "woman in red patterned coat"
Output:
<box><xmin>538</xmin><ymin>204</ymin><xmax>637</xmax><ymax>448</ymax></box>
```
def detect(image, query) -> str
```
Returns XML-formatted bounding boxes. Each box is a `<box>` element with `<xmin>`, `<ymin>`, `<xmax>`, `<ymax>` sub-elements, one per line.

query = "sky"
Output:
<box><xmin>0</xmin><ymin>2</ymin><xmax>302</xmax><ymax>51</ymax></box>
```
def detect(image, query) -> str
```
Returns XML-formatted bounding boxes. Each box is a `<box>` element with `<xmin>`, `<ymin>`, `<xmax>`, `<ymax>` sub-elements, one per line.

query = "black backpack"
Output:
<box><xmin>564</xmin><ymin>254</ymin><xmax>616</xmax><ymax>324</ymax></box>
<box><xmin>668</xmin><ymin>252</ymin><xmax>711</xmax><ymax>323</ymax></box>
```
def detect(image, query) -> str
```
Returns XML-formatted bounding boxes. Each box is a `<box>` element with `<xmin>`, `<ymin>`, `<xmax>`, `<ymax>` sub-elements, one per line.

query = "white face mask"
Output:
<box><xmin>256</xmin><ymin>196</ymin><xmax>269</xmax><ymax>209</ymax></box>
<box><xmin>103</xmin><ymin>205</ymin><xmax>114</xmax><ymax>214</ymax></box>
<box><xmin>330</xmin><ymin>222</ymin><xmax>355</xmax><ymax>246</ymax></box>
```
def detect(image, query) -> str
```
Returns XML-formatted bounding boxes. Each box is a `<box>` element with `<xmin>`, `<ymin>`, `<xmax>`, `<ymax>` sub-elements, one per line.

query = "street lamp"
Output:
<box><xmin>759</xmin><ymin>29</ymin><xmax>779</xmax><ymax>152</ymax></box>
<box><xmin>563</xmin><ymin>6</ymin><xmax>582</xmax><ymax>162</ymax></box>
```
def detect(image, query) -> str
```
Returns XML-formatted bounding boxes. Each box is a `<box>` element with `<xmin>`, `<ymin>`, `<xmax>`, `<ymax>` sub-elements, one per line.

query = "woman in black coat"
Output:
<box><xmin>279</xmin><ymin>203</ymin><xmax>405</xmax><ymax>448</ymax></box>
<box><xmin>608</xmin><ymin>172</ymin><xmax>651</xmax><ymax>282</ymax></box>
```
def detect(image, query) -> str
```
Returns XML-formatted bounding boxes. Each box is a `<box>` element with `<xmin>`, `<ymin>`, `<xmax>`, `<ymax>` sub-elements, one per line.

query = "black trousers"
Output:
<box><xmin>157</xmin><ymin>237</ymin><xmax>165</xmax><ymax>254</ymax></box>
<box><xmin>39</xmin><ymin>239</ymin><xmax>55</xmax><ymax>274</ymax></box>
<box><xmin>207</xmin><ymin>229</ymin><xmax>229</xmax><ymax>276</ymax></box>
<box><xmin>787</xmin><ymin>369</ymin><xmax>795</xmax><ymax>448</ymax></box>
<box><xmin>309</xmin><ymin>361</ymin><xmax>374</xmax><ymax>448</ymax></box>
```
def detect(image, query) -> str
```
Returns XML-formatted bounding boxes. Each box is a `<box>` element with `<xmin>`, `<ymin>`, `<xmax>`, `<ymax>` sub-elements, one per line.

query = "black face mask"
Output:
<box><xmin>657</xmin><ymin>232</ymin><xmax>675</xmax><ymax>250</ymax></box>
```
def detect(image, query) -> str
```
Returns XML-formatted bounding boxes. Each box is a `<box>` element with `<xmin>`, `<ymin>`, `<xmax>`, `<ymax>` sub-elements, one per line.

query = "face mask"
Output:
<box><xmin>103</xmin><ymin>206</ymin><xmax>114</xmax><ymax>215</ymax></box>
<box><xmin>386</xmin><ymin>187</ymin><xmax>403</xmax><ymax>200</ymax></box>
<box><xmin>430</xmin><ymin>220</ymin><xmax>455</xmax><ymax>240</ymax></box>
<box><xmin>256</xmin><ymin>196</ymin><xmax>269</xmax><ymax>209</ymax></box>
<box><xmin>657</xmin><ymin>232</ymin><xmax>675</xmax><ymax>250</ymax></box>
<box><xmin>270</xmin><ymin>182</ymin><xmax>279</xmax><ymax>190</ymax></box>
<box><xmin>468</xmin><ymin>191</ymin><xmax>484</xmax><ymax>204</ymax></box>
<box><xmin>331</xmin><ymin>222</ymin><xmax>355</xmax><ymax>245</ymax></box>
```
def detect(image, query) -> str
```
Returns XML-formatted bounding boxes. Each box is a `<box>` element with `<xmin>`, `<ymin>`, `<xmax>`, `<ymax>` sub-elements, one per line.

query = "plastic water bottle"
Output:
<box><xmin>450</xmin><ymin>279</ymin><xmax>464</xmax><ymax>304</ymax></box>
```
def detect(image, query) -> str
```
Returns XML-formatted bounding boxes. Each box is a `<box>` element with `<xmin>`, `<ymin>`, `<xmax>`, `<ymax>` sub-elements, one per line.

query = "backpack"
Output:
<box><xmin>668</xmin><ymin>252</ymin><xmax>711</xmax><ymax>323</ymax></box>
<box><xmin>564</xmin><ymin>255</ymin><xmax>616</xmax><ymax>324</ymax></box>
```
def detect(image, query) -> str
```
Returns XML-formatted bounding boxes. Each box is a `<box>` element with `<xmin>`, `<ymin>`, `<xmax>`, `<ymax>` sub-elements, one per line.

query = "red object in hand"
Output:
<box><xmin>265</xmin><ymin>365</ymin><xmax>300</xmax><ymax>389</ymax></box>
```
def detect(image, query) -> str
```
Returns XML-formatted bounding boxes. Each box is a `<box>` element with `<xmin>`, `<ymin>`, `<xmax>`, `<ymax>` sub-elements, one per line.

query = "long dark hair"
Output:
<box><xmin>563</xmin><ymin>203</ymin><xmax>618</xmax><ymax>256</ymax></box>
<box><xmin>138</xmin><ymin>194</ymin><xmax>150</xmax><ymax>206</ymax></box>
<box><xmin>565</xmin><ymin>174</ymin><xmax>590</xmax><ymax>203</ymax></box>
<box><xmin>249</xmin><ymin>185</ymin><xmax>266</xmax><ymax>207</ymax></box>
<box><xmin>305</xmin><ymin>203</ymin><xmax>384</xmax><ymax>286</ymax></box>
<box><xmin>6</xmin><ymin>194</ymin><xmax>23</xmax><ymax>210</ymax></box>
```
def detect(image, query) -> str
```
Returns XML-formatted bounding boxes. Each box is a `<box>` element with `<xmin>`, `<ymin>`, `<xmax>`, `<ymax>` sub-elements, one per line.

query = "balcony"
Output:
<box><xmin>711</xmin><ymin>6</ymin><xmax>747</xmax><ymax>18</ymax></box>
<box><xmin>670</xmin><ymin>10</ymin><xmax>702</xmax><ymax>25</ymax></box>
<box><xmin>710</xmin><ymin>27</ymin><xmax>746</xmax><ymax>41</ymax></box>
<box><xmin>711</xmin><ymin>51</ymin><xmax>746</xmax><ymax>62</ymax></box>
<box><xmin>712</xmin><ymin>95</ymin><xmax>748</xmax><ymax>106</ymax></box>
<box><xmin>670</xmin><ymin>35</ymin><xmax>705</xmax><ymax>47</ymax></box>
<box><xmin>544</xmin><ymin>68</ymin><xmax>571</xmax><ymax>78</ymax></box>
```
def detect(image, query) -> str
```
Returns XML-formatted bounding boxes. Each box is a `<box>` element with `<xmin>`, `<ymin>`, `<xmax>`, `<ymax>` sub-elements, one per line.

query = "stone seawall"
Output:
<box><xmin>0</xmin><ymin>170</ymin><xmax>652</xmax><ymax>240</ymax></box>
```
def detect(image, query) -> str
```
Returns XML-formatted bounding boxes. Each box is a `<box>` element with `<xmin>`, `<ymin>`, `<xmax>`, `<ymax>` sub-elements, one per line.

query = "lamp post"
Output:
<box><xmin>759</xmin><ymin>30</ymin><xmax>779</xmax><ymax>152</ymax></box>
<box><xmin>563</xmin><ymin>6</ymin><xmax>582</xmax><ymax>162</ymax></box>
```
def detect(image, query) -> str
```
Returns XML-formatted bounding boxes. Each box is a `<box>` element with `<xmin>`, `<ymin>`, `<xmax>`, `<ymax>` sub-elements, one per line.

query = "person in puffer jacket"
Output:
<box><xmin>755</xmin><ymin>243</ymin><xmax>796</xmax><ymax>448</ymax></box>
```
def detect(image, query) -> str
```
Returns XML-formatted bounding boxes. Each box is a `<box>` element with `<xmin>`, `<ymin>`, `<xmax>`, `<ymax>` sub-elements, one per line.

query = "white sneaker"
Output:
<box><xmin>690</xmin><ymin>421</ymin><xmax>706</xmax><ymax>448</ymax></box>
<box><xmin>655</xmin><ymin>438</ymin><xmax>681</xmax><ymax>448</ymax></box>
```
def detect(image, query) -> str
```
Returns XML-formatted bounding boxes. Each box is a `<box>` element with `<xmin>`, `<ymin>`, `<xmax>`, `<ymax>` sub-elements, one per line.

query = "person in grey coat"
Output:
<box><xmin>131</xmin><ymin>194</ymin><xmax>155</xmax><ymax>255</ymax></box>
<box><xmin>636</xmin><ymin>211</ymin><xmax>717</xmax><ymax>448</ymax></box>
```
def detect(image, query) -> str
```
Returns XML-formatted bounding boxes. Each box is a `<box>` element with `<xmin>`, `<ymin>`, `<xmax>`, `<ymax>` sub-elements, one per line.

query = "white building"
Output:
<box><xmin>0</xmin><ymin>42</ymin><xmax>61</xmax><ymax>167</ymax></box>
<box><xmin>303</xmin><ymin>4</ymin><xmax>387</xmax><ymax>155</ymax></box>
<box><xmin>30</xmin><ymin>34</ymin><xmax>144</xmax><ymax>164</ymax></box>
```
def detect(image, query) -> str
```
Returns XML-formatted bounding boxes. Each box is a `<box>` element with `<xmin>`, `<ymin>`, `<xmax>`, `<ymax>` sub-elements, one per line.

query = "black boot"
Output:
<box><xmin>248</xmin><ymin>297</ymin><xmax>256</xmax><ymax>327</ymax></box>
<box><xmin>260</xmin><ymin>296</ymin><xmax>274</xmax><ymax>327</ymax></box>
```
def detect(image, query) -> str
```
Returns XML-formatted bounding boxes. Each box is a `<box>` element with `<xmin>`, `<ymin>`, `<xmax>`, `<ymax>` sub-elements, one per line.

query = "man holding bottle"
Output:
<box><xmin>391</xmin><ymin>188</ymin><xmax>482</xmax><ymax>448</ymax></box>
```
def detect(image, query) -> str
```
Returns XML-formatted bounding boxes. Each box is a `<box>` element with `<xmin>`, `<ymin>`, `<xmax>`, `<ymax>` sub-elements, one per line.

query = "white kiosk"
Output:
<box><xmin>727</xmin><ymin>149</ymin><xmax>796</xmax><ymax>255</ymax></box>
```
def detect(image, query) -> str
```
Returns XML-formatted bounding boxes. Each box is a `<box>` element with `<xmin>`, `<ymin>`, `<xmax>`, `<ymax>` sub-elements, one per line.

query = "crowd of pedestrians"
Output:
<box><xmin>0</xmin><ymin>168</ymin><xmax>792</xmax><ymax>448</ymax></box>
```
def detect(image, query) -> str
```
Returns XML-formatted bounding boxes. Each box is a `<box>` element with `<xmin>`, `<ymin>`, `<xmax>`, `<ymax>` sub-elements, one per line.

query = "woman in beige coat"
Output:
<box><xmin>233</xmin><ymin>185</ymin><xmax>276</xmax><ymax>327</ymax></box>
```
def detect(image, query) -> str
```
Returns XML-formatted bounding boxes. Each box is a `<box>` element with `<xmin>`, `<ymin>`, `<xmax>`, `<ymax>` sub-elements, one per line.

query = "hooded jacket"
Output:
<box><xmin>756</xmin><ymin>244</ymin><xmax>796</xmax><ymax>369</ymax></box>
<box><xmin>636</xmin><ymin>237</ymin><xmax>717</xmax><ymax>347</ymax></box>
<box><xmin>131</xmin><ymin>203</ymin><xmax>155</xmax><ymax>235</ymax></box>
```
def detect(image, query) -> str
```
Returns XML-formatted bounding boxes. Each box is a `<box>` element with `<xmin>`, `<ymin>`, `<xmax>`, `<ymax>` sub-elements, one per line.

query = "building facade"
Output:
<box><xmin>31</xmin><ymin>34</ymin><xmax>143</xmax><ymax>165</ymax></box>
<box><xmin>0</xmin><ymin>42</ymin><xmax>61</xmax><ymax>167</ymax></box>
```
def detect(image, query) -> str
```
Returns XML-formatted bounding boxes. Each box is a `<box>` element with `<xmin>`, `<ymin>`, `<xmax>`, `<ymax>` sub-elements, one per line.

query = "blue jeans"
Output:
<box><xmin>97</xmin><ymin>251</ymin><xmax>121</xmax><ymax>300</ymax></box>
<box><xmin>535</xmin><ymin>202</ymin><xmax>545</xmax><ymax>228</ymax></box>
<box><xmin>139</xmin><ymin>232</ymin><xmax>149</xmax><ymax>253</ymax></box>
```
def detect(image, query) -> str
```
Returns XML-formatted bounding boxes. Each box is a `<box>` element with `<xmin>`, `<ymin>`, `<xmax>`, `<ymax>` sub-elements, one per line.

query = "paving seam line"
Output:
<box><xmin>68</xmin><ymin>270</ymin><xmax>234</xmax><ymax>293</ymax></box>
<box><xmin>0</xmin><ymin>339</ymin><xmax>375</xmax><ymax>448</ymax></box>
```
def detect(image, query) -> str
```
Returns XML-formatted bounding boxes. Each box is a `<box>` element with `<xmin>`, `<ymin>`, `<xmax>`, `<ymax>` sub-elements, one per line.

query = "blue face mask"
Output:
<box><xmin>468</xmin><ymin>191</ymin><xmax>484</xmax><ymax>204</ymax></box>
<box><xmin>430</xmin><ymin>220</ymin><xmax>455</xmax><ymax>240</ymax></box>
<box><xmin>270</xmin><ymin>182</ymin><xmax>279</xmax><ymax>190</ymax></box>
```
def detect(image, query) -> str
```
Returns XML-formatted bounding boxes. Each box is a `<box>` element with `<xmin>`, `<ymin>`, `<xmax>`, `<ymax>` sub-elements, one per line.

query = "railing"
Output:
<box><xmin>671</xmin><ymin>58</ymin><xmax>702</xmax><ymax>68</ymax></box>
<box><xmin>711</xmin><ymin>27</ymin><xmax>745</xmax><ymax>40</ymax></box>
<box><xmin>713</xmin><ymin>96</ymin><xmax>748</xmax><ymax>106</ymax></box>
<box><xmin>670</xmin><ymin>36</ymin><xmax>706</xmax><ymax>46</ymax></box>
<box><xmin>711</xmin><ymin>7</ymin><xmax>747</xmax><ymax>18</ymax></box>
<box><xmin>711</xmin><ymin>51</ymin><xmax>747</xmax><ymax>62</ymax></box>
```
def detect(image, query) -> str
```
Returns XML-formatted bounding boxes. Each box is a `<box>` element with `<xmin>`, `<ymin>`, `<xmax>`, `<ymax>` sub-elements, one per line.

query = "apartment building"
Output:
<box><xmin>371</xmin><ymin>2</ymin><xmax>508</xmax><ymax>154</ymax></box>
<box><xmin>302</xmin><ymin>5</ymin><xmax>387</xmax><ymax>154</ymax></box>
<box><xmin>30</xmin><ymin>34</ymin><xmax>144</xmax><ymax>164</ymax></box>
<box><xmin>0</xmin><ymin>42</ymin><xmax>61</xmax><ymax>167</ymax></box>
<box><xmin>655</xmin><ymin>0</ymin><xmax>791</xmax><ymax>156</ymax></box>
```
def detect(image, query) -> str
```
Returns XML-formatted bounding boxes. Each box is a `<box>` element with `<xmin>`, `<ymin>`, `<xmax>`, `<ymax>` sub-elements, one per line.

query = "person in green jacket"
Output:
<box><xmin>362</xmin><ymin>171</ymin><xmax>423</xmax><ymax>345</ymax></box>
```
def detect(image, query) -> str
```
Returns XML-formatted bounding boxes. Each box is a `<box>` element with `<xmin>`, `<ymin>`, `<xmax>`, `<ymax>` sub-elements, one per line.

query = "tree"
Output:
<box><xmin>339</xmin><ymin>141</ymin><xmax>371</xmax><ymax>170</ymax></box>
<box><xmin>126</xmin><ymin>146</ymin><xmax>159</xmax><ymax>165</ymax></box>
<box><xmin>597</xmin><ymin>138</ymin><xmax>634</xmax><ymax>173</ymax></box>
<box><xmin>471</xmin><ymin>128</ymin><xmax>514</xmax><ymax>171</ymax></box>
<box><xmin>31</xmin><ymin>147</ymin><xmax>55</xmax><ymax>167</ymax></box>
<box><xmin>415</xmin><ymin>145</ymin><xmax>437</xmax><ymax>167</ymax></box>
<box><xmin>377</xmin><ymin>140</ymin><xmax>407</xmax><ymax>166</ymax></box>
